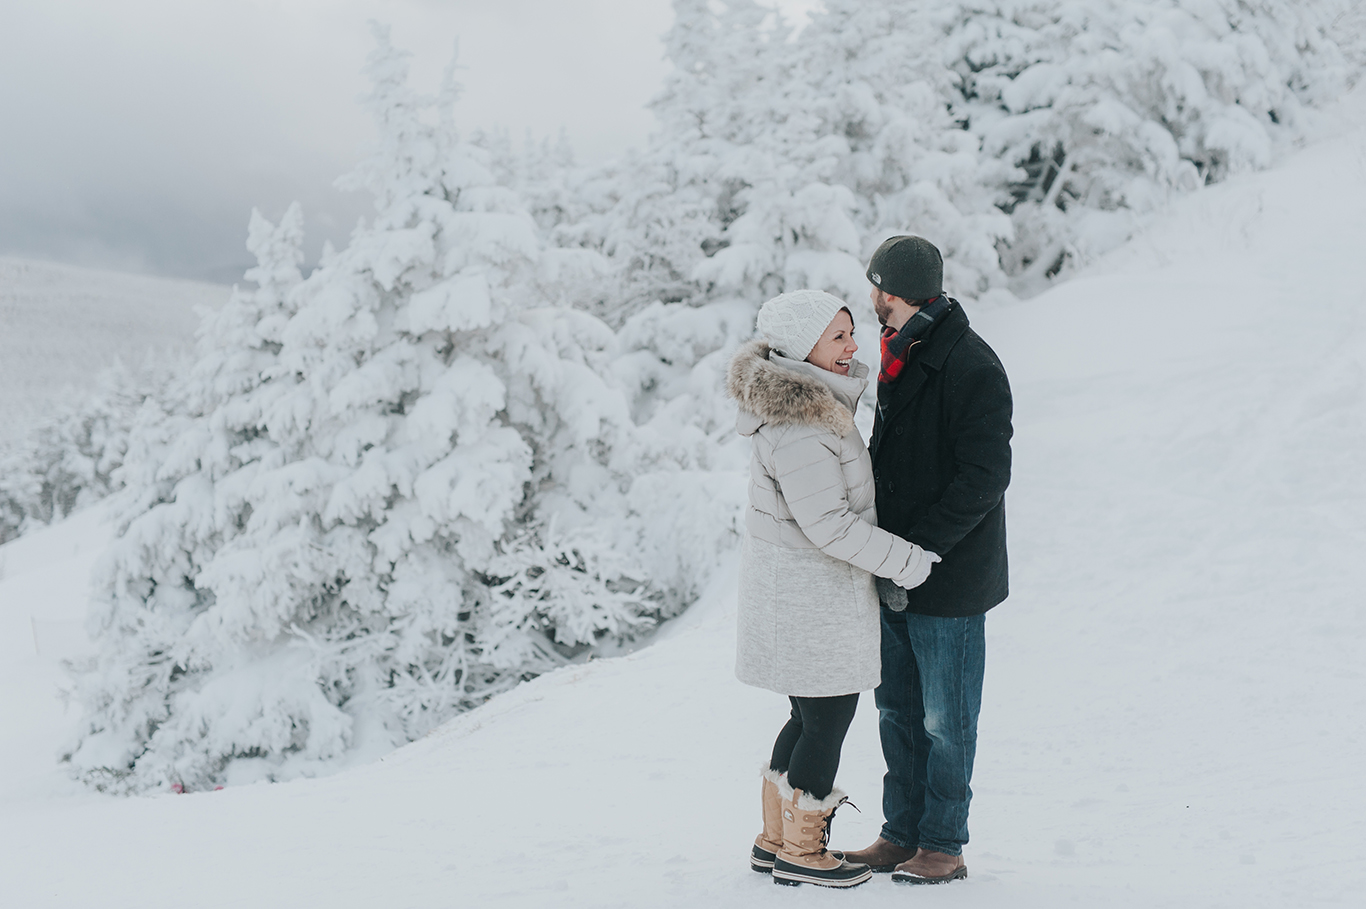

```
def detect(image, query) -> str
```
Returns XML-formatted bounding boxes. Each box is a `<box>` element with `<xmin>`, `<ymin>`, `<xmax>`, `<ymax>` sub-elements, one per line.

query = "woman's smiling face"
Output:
<box><xmin>805</xmin><ymin>308</ymin><xmax>858</xmax><ymax>376</ymax></box>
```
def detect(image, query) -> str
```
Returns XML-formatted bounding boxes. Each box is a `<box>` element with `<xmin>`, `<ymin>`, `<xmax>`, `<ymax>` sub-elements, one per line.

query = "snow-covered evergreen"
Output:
<box><xmin>0</xmin><ymin>361</ymin><xmax>177</xmax><ymax>545</ymax></box>
<box><xmin>795</xmin><ymin>0</ymin><xmax>1015</xmax><ymax>298</ymax></box>
<box><xmin>939</xmin><ymin>0</ymin><xmax>1355</xmax><ymax>287</ymax></box>
<box><xmin>64</xmin><ymin>28</ymin><xmax>671</xmax><ymax>793</ymax></box>
<box><xmin>579</xmin><ymin>0</ymin><xmax>1356</xmax><ymax>304</ymax></box>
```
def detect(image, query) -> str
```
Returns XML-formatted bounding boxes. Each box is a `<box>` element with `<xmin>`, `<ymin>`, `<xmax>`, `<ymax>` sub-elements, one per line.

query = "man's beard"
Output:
<box><xmin>873</xmin><ymin>292</ymin><xmax>892</xmax><ymax>327</ymax></box>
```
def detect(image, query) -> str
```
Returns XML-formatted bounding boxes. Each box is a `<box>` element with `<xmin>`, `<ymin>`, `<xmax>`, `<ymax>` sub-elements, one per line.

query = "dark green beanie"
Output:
<box><xmin>866</xmin><ymin>235</ymin><xmax>943</xmax><ymax>301</ymax></box>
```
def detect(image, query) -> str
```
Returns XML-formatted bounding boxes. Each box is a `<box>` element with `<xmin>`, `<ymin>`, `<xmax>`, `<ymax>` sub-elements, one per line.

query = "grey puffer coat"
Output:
<box><xmin>727</xmin><ymin>340</ymin><xmax>933</xmax><ymax>697</ymax></box>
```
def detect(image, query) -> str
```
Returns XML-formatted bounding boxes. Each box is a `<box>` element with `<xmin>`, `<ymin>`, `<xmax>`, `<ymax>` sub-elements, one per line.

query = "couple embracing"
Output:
<box><xmin>727</xmin><ymin>236</ymin><xmax>1013</xmax><ymax>889</ymax></box>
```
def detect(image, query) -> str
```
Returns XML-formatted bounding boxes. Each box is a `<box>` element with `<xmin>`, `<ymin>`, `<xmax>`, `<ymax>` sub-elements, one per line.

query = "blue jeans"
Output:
<box><xmin>874</xmin><ymin>609</ymin><xmax>986</xmax><ymax>856</ymax></box>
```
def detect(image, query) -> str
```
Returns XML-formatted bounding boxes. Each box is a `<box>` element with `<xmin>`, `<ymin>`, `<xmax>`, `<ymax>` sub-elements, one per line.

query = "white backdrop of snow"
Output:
<box><xmin>2</xmin><ymin>71</ymin><xmax>1365</xmax><ymax>909</ymax></box>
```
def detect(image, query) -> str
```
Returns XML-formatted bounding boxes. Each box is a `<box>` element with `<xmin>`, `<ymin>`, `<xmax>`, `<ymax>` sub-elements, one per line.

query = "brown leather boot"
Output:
<box><xmin>749</xmin><ymin>766</ymin><xmax>785</xmax><ymax>872</ymax></box>
<box><xmin>890</xmin><ymin>848</ymin><xmax>967</xmax><ymax>884</ymax></box>
<box><xmin>771</xmin><ymin>783</ymin><xmax>871</xmax><ymax>888</ymax></box>
<box><xmin>839</xmin><ymin>836</ymin><xmax>918</xmax><ymax>873</ymax></box>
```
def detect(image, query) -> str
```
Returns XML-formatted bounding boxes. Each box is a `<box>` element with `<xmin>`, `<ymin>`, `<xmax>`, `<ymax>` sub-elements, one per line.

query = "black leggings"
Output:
<box><xmin>768</xmin><ymin>693</ymin><xmax>859</xmax><ymax>800</ymax></box>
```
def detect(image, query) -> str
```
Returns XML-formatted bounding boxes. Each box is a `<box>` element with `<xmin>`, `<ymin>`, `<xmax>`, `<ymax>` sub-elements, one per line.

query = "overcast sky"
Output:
<box><xmin>0</xmin><ymin>0</ymin><xmax>815</xmax><ymax>283</ymax></box>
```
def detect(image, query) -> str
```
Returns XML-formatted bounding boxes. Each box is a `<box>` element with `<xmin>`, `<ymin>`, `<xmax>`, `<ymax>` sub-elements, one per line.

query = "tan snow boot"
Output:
<box><xmin>749</xmin><ymin>766</ymin><xmax>785</xmax><ymax>872</ymax></box>
<box><xmin>771</xmin><ymin>783</ymin><xmax>871</xmax><ymax>888</ymax></box>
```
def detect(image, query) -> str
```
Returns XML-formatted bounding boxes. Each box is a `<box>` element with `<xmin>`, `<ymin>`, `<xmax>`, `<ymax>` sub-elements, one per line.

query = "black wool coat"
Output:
<box><xmin>870</xmin><ymin>302</ymin><xmax>1013</xmax><ymax>618</ymax></box>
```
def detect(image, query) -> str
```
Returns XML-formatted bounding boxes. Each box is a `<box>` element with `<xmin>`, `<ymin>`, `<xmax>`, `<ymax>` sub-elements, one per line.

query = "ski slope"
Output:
<box><xmin>0</xmin><ymin>257</ymin><xmax>227</xmax><ymax>445</ymax></box>
<box><xmin>3</xmin><ymin>88</ymin><xmax>1365</xmax><ymax>907</ymax></box>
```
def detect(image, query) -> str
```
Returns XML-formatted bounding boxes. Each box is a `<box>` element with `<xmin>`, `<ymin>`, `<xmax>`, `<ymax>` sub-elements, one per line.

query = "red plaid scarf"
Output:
<box><xmin>878</xmin><ymin>295</ymin><xmax>954</xmax><ymax>387</ymax></box>
<box><xmin>879</xmin><ymin>324</ymin><xmax>915</xmax><ymax>385</ymax></box>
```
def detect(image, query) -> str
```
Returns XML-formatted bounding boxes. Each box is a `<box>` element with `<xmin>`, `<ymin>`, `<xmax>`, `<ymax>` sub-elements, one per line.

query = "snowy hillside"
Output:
<box><xmin>0</xmin><ymin>257</ymin><xmax>227</xmax><ymax>445</ymax></box>
<box><xmin>3</xmin><ymin>84</ymin><xmax>1365</xmax><ymax>909</ymax></box>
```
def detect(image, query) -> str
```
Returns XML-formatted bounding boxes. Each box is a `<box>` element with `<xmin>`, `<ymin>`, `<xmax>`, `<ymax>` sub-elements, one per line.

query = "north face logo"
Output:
<box><xmin>870</xmin><ymin>272</ymin><xmax>881</xmax><ymax>284</ymax></box>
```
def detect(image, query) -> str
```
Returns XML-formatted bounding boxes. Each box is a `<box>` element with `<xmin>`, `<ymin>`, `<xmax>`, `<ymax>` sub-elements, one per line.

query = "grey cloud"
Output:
<box><xmin>0</xmin><ymin>0</ymin><xmax>673</xmax><ymax>282</ymax></box>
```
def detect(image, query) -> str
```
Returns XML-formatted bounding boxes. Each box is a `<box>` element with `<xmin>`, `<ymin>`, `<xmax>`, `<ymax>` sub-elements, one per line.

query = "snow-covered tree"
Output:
<box><xmin>580</xmin><ymin>0</ymin><xmax>792</xmax><ymax>315</ymax></box>
<box><xmin>938</xmin><ymin>0</ymin><xmax>1354</xmax><ymax>287</ymax></box>
<box><xmin>0</xmin><ymin>361</ymin><xmax>177</xmax><ymax>544</ymax></box>
<box><xmin>1331</xmin><ymin>2</ymin><xmax>1366</xmax><ymax>70</ymax></box>
<box><xmin>564</xmin><ymin>151</ymin><xmax>714</xmax><ymax>322</ymax></box>
<box><xmin>794</xmin><ymin>0</ymin><xmax>1015</xmax><ymax>298</ymax></box>
<box><xmin>65</xmin><ymin>28</ymin><xmax>660</xmax><ymax>794</ymax></box>
<box><xmin>620</xmin><ymin>0</ymin><xmax>1356</xmax><ymax>302</ymax></box>
<box><xmin>586</xmin><ymin>0</ymin><xmax>1009</xmax><ymax>328</ymax></box>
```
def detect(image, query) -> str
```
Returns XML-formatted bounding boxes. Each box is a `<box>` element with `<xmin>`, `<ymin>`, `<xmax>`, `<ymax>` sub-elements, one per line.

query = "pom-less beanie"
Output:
<box><xmin>866</xmin><ymin>235</ymin><xmax>943</xmax><ymax>301</ymax></box>
<box><xmin>756</xmin><ymin>289</ymin><xmax>847</xmax><ymax>361</ymax></box>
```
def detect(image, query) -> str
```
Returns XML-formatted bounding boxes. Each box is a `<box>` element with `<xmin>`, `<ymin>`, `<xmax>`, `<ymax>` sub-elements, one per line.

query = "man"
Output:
<box><xmin>840</xmin><ymin>235</ymin><xmax>1013</xmax><ymax>884</ymax></box>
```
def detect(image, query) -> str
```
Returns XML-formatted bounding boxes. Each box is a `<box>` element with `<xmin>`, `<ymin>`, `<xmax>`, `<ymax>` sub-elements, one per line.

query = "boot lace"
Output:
<box><xmin>824</xmin><ymin>797</ymin><xmax>861</xmax><ymax>853</ymax></box>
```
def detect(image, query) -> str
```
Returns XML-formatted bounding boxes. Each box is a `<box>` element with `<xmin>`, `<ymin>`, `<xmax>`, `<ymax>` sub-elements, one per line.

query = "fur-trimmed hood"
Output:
<box><xmin>726</xmin><ymin>339</ymin><xmax>868</xmax><ymax>438</ymax></box>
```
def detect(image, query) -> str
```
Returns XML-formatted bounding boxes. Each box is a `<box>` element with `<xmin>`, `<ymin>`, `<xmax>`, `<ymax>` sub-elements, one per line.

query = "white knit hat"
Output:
<box><xmin>756</xmin><ymin>290</ymin><xmax>846</xmax><ymax>361</ymax></box>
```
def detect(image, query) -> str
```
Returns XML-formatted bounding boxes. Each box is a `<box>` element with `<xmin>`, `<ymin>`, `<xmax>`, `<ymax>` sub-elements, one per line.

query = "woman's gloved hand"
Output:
<box><xmin>895</xmin><ymin>546</ymin><xmax>940</xmax><ymax>591</ymax></box>
<box><xmin>877</xmin><ymin>547</ymin><xmax>939</xmax><ymax>610</ymax></box>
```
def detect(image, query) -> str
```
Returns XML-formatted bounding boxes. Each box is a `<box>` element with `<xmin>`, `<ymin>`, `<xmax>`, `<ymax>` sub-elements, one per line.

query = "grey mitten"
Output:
<box><xmin>877</xmin><ymin>576</ymin><xmax>909</xmax><ymax>612</ymax></box>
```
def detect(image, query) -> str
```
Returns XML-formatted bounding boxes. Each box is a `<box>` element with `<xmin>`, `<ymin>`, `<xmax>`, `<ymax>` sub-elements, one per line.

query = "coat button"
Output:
<box><xmin>895</xmin><ymin>425</ymin><xmax>905</xmax><ymax>436</ymax></box>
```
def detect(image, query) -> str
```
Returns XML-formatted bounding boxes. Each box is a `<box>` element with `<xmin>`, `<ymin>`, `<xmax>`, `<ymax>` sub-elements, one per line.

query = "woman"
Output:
<box><xmin>726</xmin><ymin>289</ymin><xmax>938</xmax><ymax>889</ymax></box>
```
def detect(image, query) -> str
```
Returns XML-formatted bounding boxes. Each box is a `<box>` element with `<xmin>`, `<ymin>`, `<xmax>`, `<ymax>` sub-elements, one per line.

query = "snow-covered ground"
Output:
<box><xmin>0</xmin><ymin>257</ymin><xmax>227</xmax><ymax>445</ymax></box>
<box><xmin>3</xmin><ymin>88</ymin><xmax>1366</xmax><ymax>907</ymax></box>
